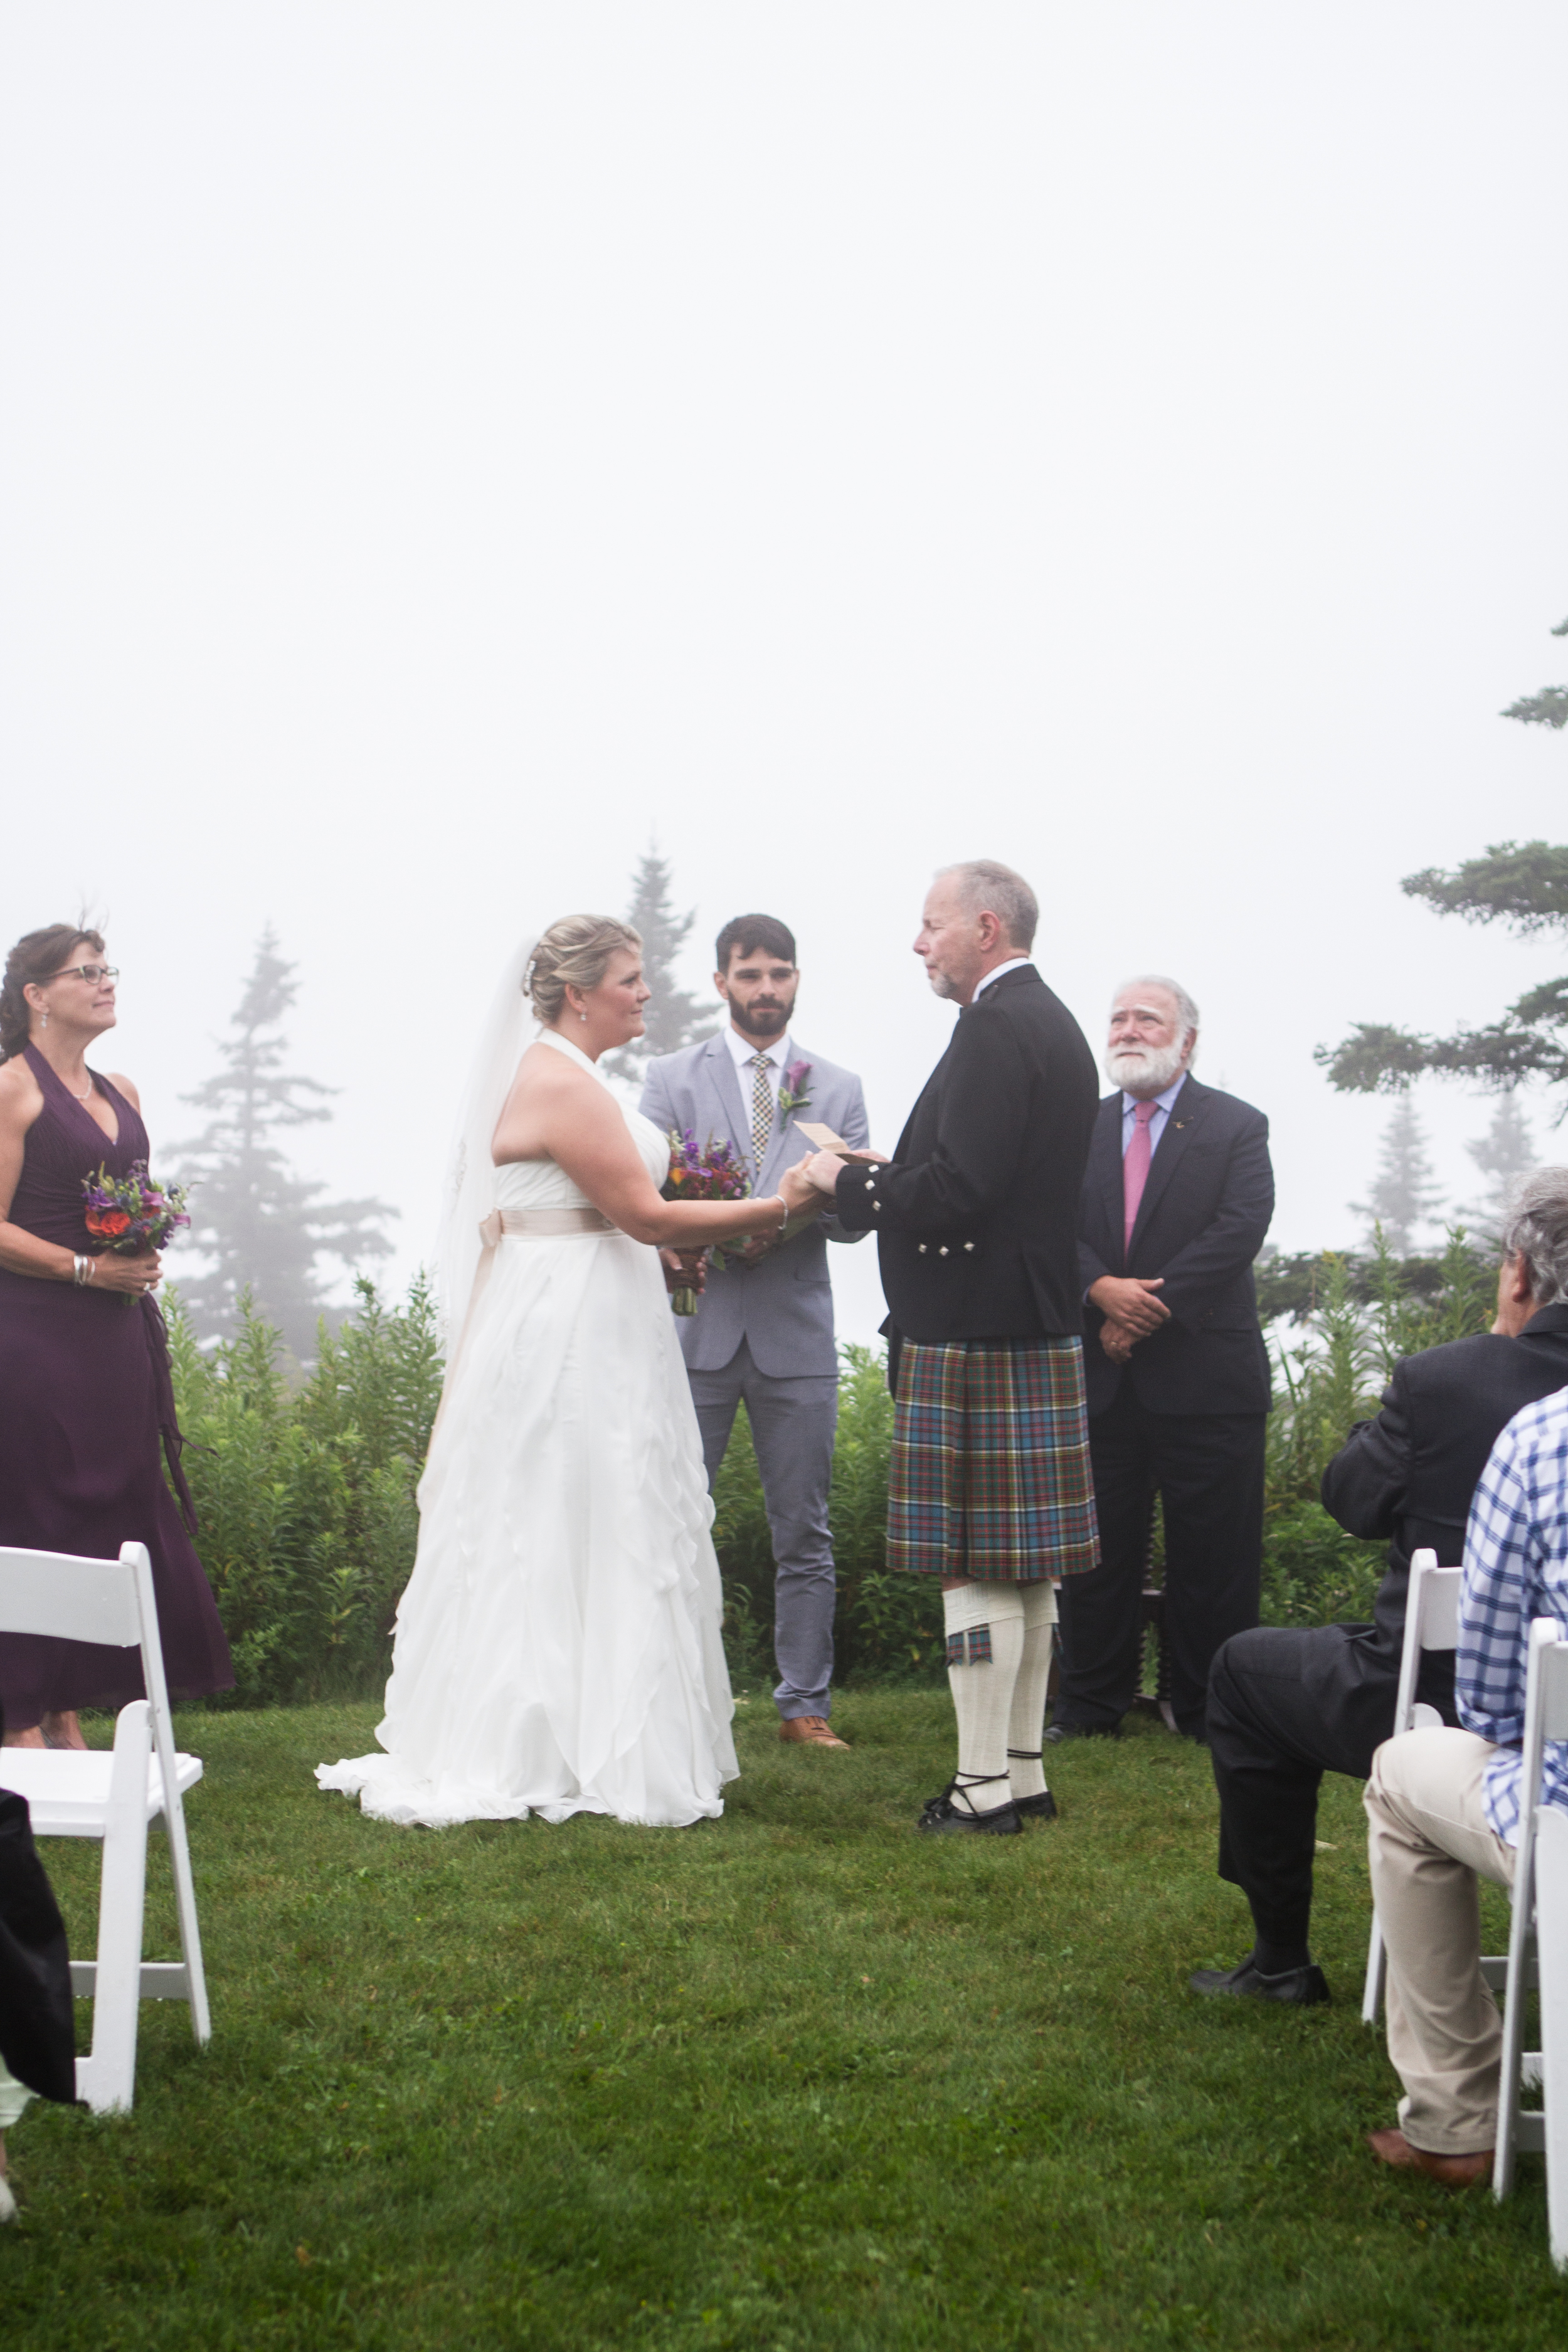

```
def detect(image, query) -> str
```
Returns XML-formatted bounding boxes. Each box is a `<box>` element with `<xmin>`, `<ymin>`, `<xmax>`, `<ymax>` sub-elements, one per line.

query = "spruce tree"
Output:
<box><xmin>1318</xmin><ymin>613</ymin><xmax>1568</xmax><ymax>1103</ymax></box>
<box><xmin>603</xmin><ymin>847</ymin><xmax>712</xmax><ymax>1081</ymax></box>
<box><xmin>1350</xmin><ymin>1097</ymin><xmax>1444</xmax><ymax>1257</ymax></box>
<box><xmin>172</xmin><ymin>930</ymin><xmax>396</xmax><ymax>1358</ymax></box>
<box><xmin>1463</xmin><ymin>1091</ymin><xmax>1537</xmax><ymax>1243</ymax></box>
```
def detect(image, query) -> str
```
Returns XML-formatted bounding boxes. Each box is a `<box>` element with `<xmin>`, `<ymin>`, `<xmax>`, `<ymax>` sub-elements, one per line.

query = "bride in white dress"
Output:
<box><xmin>319</xmin><ymin>914</ymin><xmax>821</xmax><ymax>1830</ymax></box>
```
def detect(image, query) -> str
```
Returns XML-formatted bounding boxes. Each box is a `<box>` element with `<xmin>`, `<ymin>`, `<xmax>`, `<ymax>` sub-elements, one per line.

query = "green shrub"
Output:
<box><xmin>166</xmin><ymin>1231</ymin><xmax>1496</xmax><ymax>1705</ymax></box>
<box><xmin>1260</xmin><ymin>1227</ymin><xmax>1495</xmax><ymax>1628</ymax></box>
<box><xmin>166</xmin><ymin>1276</ymin><xmax>442</xmax><ymax>1705</ymax></box>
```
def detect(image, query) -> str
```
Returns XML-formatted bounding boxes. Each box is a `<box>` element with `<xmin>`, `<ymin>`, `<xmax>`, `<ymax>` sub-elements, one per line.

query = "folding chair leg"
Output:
<box><xmin>1362</xmin><ymin>1914</ymin><xmax>1387</xmax><ymax>2025</ymax></box>
<box><xmin>76</xmin><ymin>1701</ymin><xmax>152</xmax><ymax>2116</ymax></box>
<box><xmin>1534</xmin><ymin>1809</ymin><xmax>1568</xmax><ymax>2268</ymax></box>
<box><xmin>162</xmin><ymin>1789</ymin><xmax>210</xmax><ymax>2045</ymax></box>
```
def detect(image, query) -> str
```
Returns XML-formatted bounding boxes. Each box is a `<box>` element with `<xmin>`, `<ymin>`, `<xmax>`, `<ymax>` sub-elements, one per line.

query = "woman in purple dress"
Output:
<box><xmin>0</xmin><ymin>925</ymin><xmax>232</xmax><ymax>1749</ymax></box>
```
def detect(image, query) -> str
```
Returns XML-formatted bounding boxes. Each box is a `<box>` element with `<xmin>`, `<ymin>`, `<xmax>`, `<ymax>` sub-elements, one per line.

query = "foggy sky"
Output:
<box><xmin>3</xmin><ymin>4</ymin><xmax>1565</xmax><ymax>1347</ymax></box>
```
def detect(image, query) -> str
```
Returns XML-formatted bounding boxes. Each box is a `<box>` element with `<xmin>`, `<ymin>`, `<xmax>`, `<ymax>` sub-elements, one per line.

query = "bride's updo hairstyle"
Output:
<box><xmin>0</xmin><ymin>923</ymin><xmax>105</xmax><ymax>1062</ymax></box>
<box><xmin>524</xmin><ymin>914</ymin><xmax>643</xmax><ymax>1027</ymax></box>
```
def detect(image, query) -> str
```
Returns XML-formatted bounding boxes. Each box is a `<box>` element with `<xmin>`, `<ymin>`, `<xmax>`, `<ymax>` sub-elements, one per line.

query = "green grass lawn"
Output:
<box><xmin>3</xmin><ymin>1693</ymin><xmax>1562</xmax><ymax>2349</ymax></box>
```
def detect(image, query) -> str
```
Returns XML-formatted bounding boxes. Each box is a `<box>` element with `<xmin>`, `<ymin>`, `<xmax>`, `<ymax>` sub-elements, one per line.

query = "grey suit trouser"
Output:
<box><xmin>687</xmin><ymin>1338</ymin><xmax>840</xmax><ymax>1721</ymax></box>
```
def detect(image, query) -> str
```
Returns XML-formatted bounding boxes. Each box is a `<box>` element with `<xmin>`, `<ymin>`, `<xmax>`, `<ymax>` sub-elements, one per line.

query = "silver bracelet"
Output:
<box><xmin>73</xmin><ymin>1253</ymin><xmax>95</xmax><ymax>1286</ymax></box>
<box><xmin>771</xmin><ymin>1194</ymin><xmax>788</xmax><ymax>1234</ymax></box>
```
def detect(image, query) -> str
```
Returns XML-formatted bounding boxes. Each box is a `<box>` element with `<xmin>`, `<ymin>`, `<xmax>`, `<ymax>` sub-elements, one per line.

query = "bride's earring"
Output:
<box><xmin>579</xmin><ymin>1011</ymin><xmax>588</xmax><ymax>1024</ymax></box>
<box><xmin>37</xmin><ymin>1007</ymin><xmax>48</xmax><ymax>1030</ymax></box>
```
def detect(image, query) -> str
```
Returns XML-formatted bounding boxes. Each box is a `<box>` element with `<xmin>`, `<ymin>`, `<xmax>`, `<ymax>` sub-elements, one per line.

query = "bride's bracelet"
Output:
<box><xmin>768</xmin><ymin>1194</ymin><xmax>788</xmax><ymax>1234</ymax></box>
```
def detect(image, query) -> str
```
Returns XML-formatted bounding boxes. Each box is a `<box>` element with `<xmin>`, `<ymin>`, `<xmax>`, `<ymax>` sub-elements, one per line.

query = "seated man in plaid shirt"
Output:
<box><xmin>802</xmin><ymin>861</ymin><xmax>1101</xmax><ymax>1833</ymax></box>
<box><xmin>1364</xmin><ymin>1380</ymin><xmax>1568</xmax><ymax>2183</ymax></box>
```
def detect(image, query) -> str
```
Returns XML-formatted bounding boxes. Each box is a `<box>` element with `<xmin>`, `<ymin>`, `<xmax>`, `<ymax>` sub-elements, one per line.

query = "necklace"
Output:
<box><xmin>71</xmin><ymin>1076</ymin><xmax>93</xmax><ymax>1103</ymax></box>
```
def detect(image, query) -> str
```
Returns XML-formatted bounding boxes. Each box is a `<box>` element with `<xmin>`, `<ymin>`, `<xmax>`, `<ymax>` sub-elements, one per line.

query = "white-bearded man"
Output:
<box><xmin>1054</xmin><ymin>978</ymin><xmax>1274</xmax><ymax>1745</ymax></box>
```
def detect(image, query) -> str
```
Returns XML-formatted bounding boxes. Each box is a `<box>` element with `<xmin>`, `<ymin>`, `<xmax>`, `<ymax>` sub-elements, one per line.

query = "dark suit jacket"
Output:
<box><xmin>833</xmin><ymin>965</ymin><xmax>1098</xmax><ymax>1343</ymax></box>
<box><xmin>1317</xmin><ymin>1305</ymin><xmax>1568</xmax><ymax>1728</ymax></box>
<box><xmin>1077</xmin><ymin>1075</ymin><xmax>1274</xmax><ymax>1418</ymax></box>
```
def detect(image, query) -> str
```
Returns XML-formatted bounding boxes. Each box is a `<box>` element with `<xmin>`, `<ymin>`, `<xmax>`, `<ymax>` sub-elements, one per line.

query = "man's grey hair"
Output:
<box><xmin>1500</xmin><ymin>1167</ymin><xmax>1568</xmax><ymax>1306</ymax></box>
<box><xmin>935</xmin><ymin>860</ymin><xmax>1038</xmax><ymax>951</ymax></box>
<box><xmin>1114</xmin><ymin>973</ymin><xmax>1201</xmax><ymax>1041</ymax></box>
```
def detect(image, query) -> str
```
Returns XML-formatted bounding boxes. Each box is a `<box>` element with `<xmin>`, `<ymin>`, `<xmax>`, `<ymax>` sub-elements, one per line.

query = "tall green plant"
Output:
<box><xmin>1261</xmin><ymin>1231</ymin><xmax>1496</xmax><ymax>1628</ymax></box>
<box><xmin>166</xmin><ymin>1275</ymin><xmax>442</xmax><ymax>1705</ymax></box>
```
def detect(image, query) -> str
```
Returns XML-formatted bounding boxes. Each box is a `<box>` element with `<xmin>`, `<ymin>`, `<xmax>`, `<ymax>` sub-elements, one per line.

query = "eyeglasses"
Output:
<box><xmin>48</xmin><ymin>965</ymin><xmax>119</xmax><ymax>986</ymax></box>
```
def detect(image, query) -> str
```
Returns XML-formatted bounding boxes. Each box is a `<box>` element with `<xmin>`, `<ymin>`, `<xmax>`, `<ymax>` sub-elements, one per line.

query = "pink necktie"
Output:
<box><xmin>1123</xmin><ymin>1100</ymin><xmax>1158</xmax><ymax>1256</ymax></box>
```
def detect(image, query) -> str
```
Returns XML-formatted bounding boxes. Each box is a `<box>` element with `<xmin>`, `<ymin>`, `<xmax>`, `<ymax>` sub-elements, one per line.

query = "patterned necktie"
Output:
<box><xmin>1123</xmin><ymin>1099</ymin><xmax>1158</xmax><ymax>1254</ymax></box>
<box><xmin>749</xmin><ymin>1053</ymin><xmax>773</xmax><ymax>1168</ymax></box>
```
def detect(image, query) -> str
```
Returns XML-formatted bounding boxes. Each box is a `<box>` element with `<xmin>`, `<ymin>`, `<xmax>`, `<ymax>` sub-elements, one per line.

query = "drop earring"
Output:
<box><xmin>579</xmin><ymin>1010</ymin><xmax>588</xmax><ymax>1023</ymax></box>
<box><xmin>37</xmin><ymin>1008</ymin><xmax>48</xmax><ymax>1030</ymax></box>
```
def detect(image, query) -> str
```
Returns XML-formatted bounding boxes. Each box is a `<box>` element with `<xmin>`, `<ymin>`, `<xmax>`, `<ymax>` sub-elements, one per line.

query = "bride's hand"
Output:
<box><xmin>780</xmin><ymin>1159</ymin><xmax>829</xmax><ymax>1216</ymax></box>
<box><xmin>659</xmin><ymin>1246</ymin><xmax>706</xmax><ymax>1296</ymax></box>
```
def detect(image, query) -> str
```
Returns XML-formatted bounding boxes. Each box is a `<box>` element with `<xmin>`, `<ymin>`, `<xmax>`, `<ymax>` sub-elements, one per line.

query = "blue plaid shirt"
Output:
<box><xmin>1458</xmin><ymin>1386</ymin><xmax>1568</xmax><ymax>1845</ymax></box>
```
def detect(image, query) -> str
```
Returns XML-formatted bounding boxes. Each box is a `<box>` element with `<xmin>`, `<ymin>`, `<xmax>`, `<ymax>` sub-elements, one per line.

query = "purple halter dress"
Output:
<box><xmin>0</xmin><ymin>1046</ymin><xmax>233</xmax><ymax>1729</ymax></box>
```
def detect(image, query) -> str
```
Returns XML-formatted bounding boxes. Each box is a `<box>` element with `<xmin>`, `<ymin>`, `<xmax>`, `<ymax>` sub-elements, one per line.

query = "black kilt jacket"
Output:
<box><xmin>1315</xmin><ymin>1305</ymin><xmax>1568</xmax><ymax>1731</ymax></box>
<box><xmin>1077</xmin><ymin>1076</ymin><xmax>1274</xmax><ymax>1419</ymax></box>
<box><xmin>833</xmin><ymin>965</ymin><xmax>1099</xmax><ymax>1344</ymax></box>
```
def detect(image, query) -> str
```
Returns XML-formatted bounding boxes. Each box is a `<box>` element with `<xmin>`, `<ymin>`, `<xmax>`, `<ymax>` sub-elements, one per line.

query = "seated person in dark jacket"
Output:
<box><xmin>0</xmin><ymin>1696</ymin><xmax>77</xmax><ymax>2218</ymax></box>
<box><xmin>1190</xmin><ymin>1167</ymin><xmax>1568</xmax><ymax>2006</ymax></box>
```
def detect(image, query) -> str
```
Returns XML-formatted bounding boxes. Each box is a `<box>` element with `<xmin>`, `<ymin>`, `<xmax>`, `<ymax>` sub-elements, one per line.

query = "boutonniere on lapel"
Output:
<box><xmin>777</xmin><ymin>1060</ymin><xmax>813</xmax><ymax>1119</ymax></box>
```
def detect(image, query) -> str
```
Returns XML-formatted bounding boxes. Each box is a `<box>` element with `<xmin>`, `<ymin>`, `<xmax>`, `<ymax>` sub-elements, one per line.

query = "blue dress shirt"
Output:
<box><xmin>1458</xmin><ymin>1387</ymin><xmax>1568</xmax><ymax>1843</ymax></box>
<box><xmin>1120</xmin><ymin>1072</ymin><xmax>1189</xmax><ymax>1160</ymax></box>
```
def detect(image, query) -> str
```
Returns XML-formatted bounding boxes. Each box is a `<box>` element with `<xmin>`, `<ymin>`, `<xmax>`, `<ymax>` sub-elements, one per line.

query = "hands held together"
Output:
<box><xmin>1089</xmin><ymin>1274</ymin><xmax>1170</xmax><ymax>1362</ymax></box>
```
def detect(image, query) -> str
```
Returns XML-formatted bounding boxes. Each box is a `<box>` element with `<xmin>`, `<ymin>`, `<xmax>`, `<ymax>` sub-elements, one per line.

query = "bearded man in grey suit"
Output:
<box><xmin>640</xmin><ymin>913</ymin><xmax>870</xmax><ymax>1747</ymax></box>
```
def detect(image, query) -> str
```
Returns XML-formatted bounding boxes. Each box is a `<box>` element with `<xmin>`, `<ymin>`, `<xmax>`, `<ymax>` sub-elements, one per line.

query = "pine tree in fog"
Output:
<box><xmin>1350</xmin><ymin>1096</ymin><xmax>1444</xmax><ymax>1256</ymax></box>
<box><xmin>603</xmin><ymin>847</ymin><xmax>711</xmax><ymax>1080</ymax></box>
<box><xmin>172</xmin><ymin>931</ymin><xmax>396</xmax><ymax>1358</ymax></box>
<box><xmin>1463</xmin><ymin>1091</ymin><xmax>1537</xmax><ymax>1243</ymax></box>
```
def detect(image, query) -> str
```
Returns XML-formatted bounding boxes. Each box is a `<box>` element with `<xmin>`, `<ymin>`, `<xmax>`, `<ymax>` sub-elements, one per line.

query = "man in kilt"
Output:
<box><xmin>802</xmin><ymin>861</ymin><xmax>1101</xmax><ymax>1833</ymax></box>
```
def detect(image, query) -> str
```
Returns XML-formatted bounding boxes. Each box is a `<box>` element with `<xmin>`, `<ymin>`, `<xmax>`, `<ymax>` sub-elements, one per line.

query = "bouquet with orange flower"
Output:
<box><xmin>82</xmin><ymin>1161</ymin><xmax>191</xmax><ymax>1300</ymax></box>
<box><xmin>661</xmin><ymin>1129</ymin><xmax>751</xmax><ymax>1315</ymax></box>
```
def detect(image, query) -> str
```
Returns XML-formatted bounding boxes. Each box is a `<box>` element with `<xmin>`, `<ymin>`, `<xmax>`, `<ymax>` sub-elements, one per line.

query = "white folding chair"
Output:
<box><xmin>0</xmin><ymin>1540</ymin><xmax>209</xmax><ymax>2114</ymax></box>
<box><xmin>1495</xmin><ymin>1616</ymin><xmax>1568</xmax><ymax>2257</ymax></box>
<box><xmin>1360</xmin><ymin>1551</ymin><xmax>1495</xmax><ymax>2022</ymax></box>
<box><xmin>1528</xmin><ymin>1804</ymin><xmax>1568</xmax><ymax>2266</ymax></box>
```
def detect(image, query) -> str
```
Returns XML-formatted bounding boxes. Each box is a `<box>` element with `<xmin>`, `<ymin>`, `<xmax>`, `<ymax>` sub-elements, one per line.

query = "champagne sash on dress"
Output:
<box><xmin>434</xmin><ymin>1201</ymin><xmax>621</xmax><ymax>1443</ymax></box>
<box><xmin>477</xmin><ymin>1206</ymin><xmax>615</xmax><ymax>1242</ymax></box>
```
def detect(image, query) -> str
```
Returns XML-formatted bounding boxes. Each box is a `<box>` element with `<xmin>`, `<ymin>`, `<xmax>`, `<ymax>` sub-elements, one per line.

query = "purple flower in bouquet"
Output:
<box><xmin>82</xmin><ymin>1160</ymin><xmax>191</xmax><ymax>1254</ymax></box>
<box><xmin>778</xmin><ymin>1060</ymin><xmax>812</xmax><ymax>1118</ymax></box>
<box><xmin>660</xmin><ymin>1129</ymin><xmax>751</xmax><ymax>1205</ymax></box>
<box><xmin>82</xmin><ymin>1161</ymin><xmax>191</xmax><ymax>1305</ymax></box>
<box><xmin>660</xmin><ymin>1130</ymin><xmax>751</xmax><ymax>1314</ymax></box>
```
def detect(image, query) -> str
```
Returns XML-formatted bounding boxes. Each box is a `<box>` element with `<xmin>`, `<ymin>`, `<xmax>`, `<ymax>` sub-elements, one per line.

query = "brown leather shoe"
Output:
<box><xmin>777</xmin><ymin>1715</ymin><xmax>850</xmax><ymax>1749</ymax></box>
<box><xmin>1367</xmin><ymin>2128</ymin><xmax>1493</xmax><ymax>2186</ymax></box>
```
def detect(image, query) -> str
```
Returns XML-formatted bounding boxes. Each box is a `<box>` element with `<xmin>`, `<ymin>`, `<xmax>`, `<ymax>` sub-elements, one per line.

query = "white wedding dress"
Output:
<box><xmin>317</xmin><ymin>1030</ymin><xmax>737</xmax><ymax>1830</ymax></box>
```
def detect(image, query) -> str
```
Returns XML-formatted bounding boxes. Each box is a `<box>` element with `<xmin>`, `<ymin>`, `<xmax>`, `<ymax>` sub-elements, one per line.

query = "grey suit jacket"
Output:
<box><xmin>640</xmin><ymin>1034</ymin><xmax>869</xmax><ymax>1375</ymax></box>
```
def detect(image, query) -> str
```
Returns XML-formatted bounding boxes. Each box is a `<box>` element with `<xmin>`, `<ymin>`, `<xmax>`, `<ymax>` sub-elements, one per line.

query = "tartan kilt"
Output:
<box><xmin>887</xmin><ymin>1337</ymin><xmax>1099</xmax><ymax>1582</ymax></box>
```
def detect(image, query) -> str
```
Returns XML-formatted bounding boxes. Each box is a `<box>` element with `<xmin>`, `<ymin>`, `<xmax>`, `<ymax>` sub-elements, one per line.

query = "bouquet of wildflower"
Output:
<box><xmin>82</xmin><ymin>1162</ymin><xmax>191</xmax><ymax>1301</ymax></box>
<box><xmin>661</xmin><ymin>1130</ymin><xmax>751</xmax><ymax>1315</ymax></box>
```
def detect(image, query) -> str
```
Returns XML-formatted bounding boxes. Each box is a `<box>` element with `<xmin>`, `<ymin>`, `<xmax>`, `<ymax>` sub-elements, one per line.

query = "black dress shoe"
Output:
<box><xmin>1042</xmin><ymin>1720</ymin><xmax>1122</xmax><ymax>1745</ymax></box>
<box><xmin>1188</xmin><ymin>1955</ymin><xmax>1331</xmax><ymax>2006</ymax></box>
<box><xmin>1013</xmin><ymin>1789</ymin><xmax>1059</xmax><ymax>1822</ymax></box>
<box><xmin>918</xmin><ymin>1779</ymin><xmax>1022</xmax><ymax>1836</ymax></box>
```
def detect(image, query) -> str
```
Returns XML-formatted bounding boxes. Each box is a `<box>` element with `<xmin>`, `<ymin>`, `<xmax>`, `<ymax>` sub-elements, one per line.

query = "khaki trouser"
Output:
<box><xmin>1364</xmin><ymin>1728</ymin><xmax>1515</xmax><ymax>2155</ymax></box>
